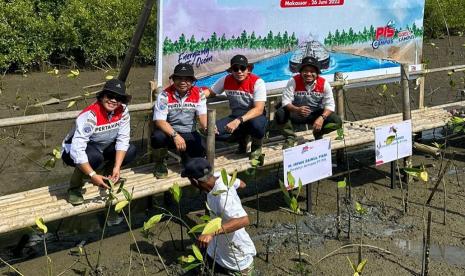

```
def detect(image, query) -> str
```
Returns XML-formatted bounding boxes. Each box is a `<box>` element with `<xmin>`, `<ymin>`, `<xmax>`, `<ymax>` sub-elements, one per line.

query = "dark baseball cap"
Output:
<box><xmin>181</xmin><ymin>158</ymin><xmax>212</xmax><ymax>181</ymax></box>
<box><xmin>230</xmin><ymin>55</ymin><xmax>249</xmax><ymax>67</ymax></box>
<box><xmin>298</xmin><ymin>56</ymin><xmax>321</xmax><ymax>74</ymax></box>
<box><xmin>170</xmin><ymin>63</ymin><xmax>196</xmax><ymax>80</ymax></box>
<box><xmin>98</xmin><ymin>79</ymin><xmax>131</xmax><ymax>104</ymax></box>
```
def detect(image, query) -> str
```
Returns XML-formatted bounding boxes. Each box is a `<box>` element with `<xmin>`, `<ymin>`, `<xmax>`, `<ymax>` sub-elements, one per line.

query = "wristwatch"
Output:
<box><xmin>88</xmin><ymin>171</ymin><xmax>96</xmax><ymax>178</ymax></box>
<box><xmin>320</xmin><ymin>114</ymin><xmax>327</xmax><ymax>120</ymax></box>
<box><xmin>171</xmin><ymin>130</ymin><xmax>177</xmax><ymax>139</ymax></box>
<box><xmin>238</xmin><ymin>116</ymin><xmax>244</xmax><ymax>124</ymax></box>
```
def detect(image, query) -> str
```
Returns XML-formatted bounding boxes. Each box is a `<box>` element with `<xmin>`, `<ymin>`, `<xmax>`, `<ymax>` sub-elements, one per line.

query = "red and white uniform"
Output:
<box><xmin>282</xmin><ymin>75</ymin><xmax>335</xmax><ymax>120</ymax></box>
<box><xmin>62</xmin><ymin>102</ymin><xmax>130</xmax><ymax>164</ymax></box>
<box><xmin>211</xmin><ymin>74</ymin><xmax>266</xmax><ymax>117</ymax></box>
<box><xmin>153</xmin><ymin>85</ymin><xmax>207</xmax><ymax>133</ymax></box>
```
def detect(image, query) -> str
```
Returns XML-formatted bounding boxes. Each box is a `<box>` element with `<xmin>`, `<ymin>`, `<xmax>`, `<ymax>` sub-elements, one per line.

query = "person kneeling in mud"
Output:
<box><xmin>62</xmin><ymin>79</ymin><xmax>137</xmax><ymax>205</ymax></box>
<box><xmin>276</xmin><ymin>56</ymin><xmax>342</xmax><ymax>148</ymax></box>
<box><xmin>151</xmin><ymin>63</ymin><xmax>207</xmax><ymax>178</ymax></box>
<box><xmin>181</xmin><ymin>158</ymin><xmax>256</xmax><ymax>275</ymax></box>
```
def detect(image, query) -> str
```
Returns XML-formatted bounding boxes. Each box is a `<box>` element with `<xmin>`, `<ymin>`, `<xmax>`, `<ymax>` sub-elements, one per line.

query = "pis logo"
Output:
<box><xmin>372</xmin><ymin>20</ymin><xmax>396</xmax><ymax>49</ymax></box>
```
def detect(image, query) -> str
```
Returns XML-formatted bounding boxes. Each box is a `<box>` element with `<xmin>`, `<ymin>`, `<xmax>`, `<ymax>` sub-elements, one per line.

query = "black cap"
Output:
<box><xmin>230</xmin><ymin>55</ymin><xmax>248</xmax><ymax>67</ymax></box>
<box><xmin>181</xmin><ymin>158</ymin><xmax>212</xmax><ymax>181</ymax></box>
<box><xmin>298</xmin><ymin>56</ymin><xmax>321</xmax><ymax>74</ymax></box>
<box><xmin>170</xmin><ymin>63</ymin><xmax>196</xmax><ymax>80</ymax></box>
<box><xmin>97</xmin><ymin>79</ymin><xmax>131</xmax><ymax>104</ymax></box>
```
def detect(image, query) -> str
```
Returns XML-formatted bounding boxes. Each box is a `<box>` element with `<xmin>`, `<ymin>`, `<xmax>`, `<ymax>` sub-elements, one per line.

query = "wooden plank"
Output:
<box><xmin>0</xmin><ymin>103</ymin><xmax>461</xmax><ymax>234</ymax></box>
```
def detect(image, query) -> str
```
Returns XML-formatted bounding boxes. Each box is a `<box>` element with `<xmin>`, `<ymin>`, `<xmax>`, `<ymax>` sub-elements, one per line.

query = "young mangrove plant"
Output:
<box><xmin>142</xmin><ymin>213</ymin><xmax>169</xmax><ymax>275</ymax></box>
<box><xmin>347</xmin><ymin>257</ymin><xmax>367</xmax><ymax>276</ymax></box>
<box><xmin>35</xmin><ymin>217</ymin><xmax>52</xmax><ymax>276</ymax></box>
<box><xmin>279</xmin><ymin>171</ymin><xmax>304</xmax><ymax>274</ymax></box>
<box><xmin>169</xmin><ymin>182</ymin><xmax>184</xmax><ymax>250</ymax></box>
<box><xmin>354</xmin><ymin>202</ymin><xmax>368</xmax><ymax>265</ymax></box>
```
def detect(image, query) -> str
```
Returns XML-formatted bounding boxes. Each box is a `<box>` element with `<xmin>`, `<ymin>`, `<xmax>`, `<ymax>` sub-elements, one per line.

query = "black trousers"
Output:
<box><xmin>151</xmin><ymin>129</ymin><xmax>206</xmax><ymax>159</ymax></box>
<box><xmin>62</xmin><ymin>142</ymin><xmax>137</xmax><ymax>169</ymax></box>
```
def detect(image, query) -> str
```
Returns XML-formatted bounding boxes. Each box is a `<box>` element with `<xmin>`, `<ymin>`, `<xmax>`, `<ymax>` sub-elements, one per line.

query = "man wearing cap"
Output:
<box><xmin>151</xmin><ymin>63</ymin><xmax>207</xmax><ymax>178</ymax></box>
<box><xmin>206</xmin><ymin>54</ymin><xmax>267</xmax><ymax>161</ymax></box>
<box><xmin>62</xmin><ymin>79</ymin><xmax>137</xmax><ymax>205</ymax></box>
<box><xmin>276</xmin><ymin>56</ymin><xmax>342</xmax><ymax>148</ymax></box>
<box><xmin>181</xmin><ymin>158</ymin><xmax>256</xmax><ymax>275</ymax></box>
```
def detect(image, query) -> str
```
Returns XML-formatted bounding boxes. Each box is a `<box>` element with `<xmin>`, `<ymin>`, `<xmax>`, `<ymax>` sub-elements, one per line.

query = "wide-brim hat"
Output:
<box><xmin>181</xmin><ymin>158</ymin><xmax>212</xmax><ymax>182</ymax></box>
<box><xmin>97</xmin><ymin>79</ymin><xmax>132</xmax><ymax>104</ymax></box>
<box><xmin>170</xmin><ymin>63</ymin><xmax>197</xmax><ymax>81</ymax></box>
<box><xmin>298</xmin><ymin>56</ymin><xmax>321</xmax><ymax>74</ymax></box>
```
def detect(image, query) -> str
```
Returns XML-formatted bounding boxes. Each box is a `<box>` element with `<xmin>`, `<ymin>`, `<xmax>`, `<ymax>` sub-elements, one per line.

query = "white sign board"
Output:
<box><xmin>283</xmin><ymin>139</ymin><xmax>332</xmax><ymax>188</ymax></box>
<box><xmin>375</xmin><ymin>120</ymin><xmax>412</xmax><ymax>166</ymax></box>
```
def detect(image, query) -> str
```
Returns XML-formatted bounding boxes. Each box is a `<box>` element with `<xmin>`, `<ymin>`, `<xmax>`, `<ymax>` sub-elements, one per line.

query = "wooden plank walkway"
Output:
<box><xmin>0</xmin><ymin>101</ymin><xmax>460</xmax><ymax>234</ymax></box>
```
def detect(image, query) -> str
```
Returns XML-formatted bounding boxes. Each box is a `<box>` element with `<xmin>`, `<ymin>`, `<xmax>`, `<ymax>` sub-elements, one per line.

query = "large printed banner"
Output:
<box><xmin>156</xmin><ymin>0</ymin><xmax>425</xmax><ymax>89</ymax></box>
<box><xmin>283</xmin><ymin>139</ymin><xmax>332</xmax><ymax>188</ymax></box>
<box><xmin>375</xmin><ymin>120</ymin><xmax>413</xmax><ymax>165</ymax></box>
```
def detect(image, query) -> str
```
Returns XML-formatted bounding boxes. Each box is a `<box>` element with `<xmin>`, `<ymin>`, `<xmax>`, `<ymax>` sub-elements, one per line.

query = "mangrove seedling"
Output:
<box><xmin>279</xmin><ymin>171</ymin><xmax>304</xmax><ymax>273</ymax></box>
<box><xmin>347</xmin><ymin>257</ymin><xmax>367</xmax><ymax>276</ymax></box>
<box><xmin>169</xmin><ymin>182</ymin><xmax>184</xmax><ymax>250</ymax></box>
<box><xmin>354</xmin><ymin>202</ymin><xmax>368</xmax><ymax>265</ymax></box>
<box><xmin>35</xmin><ymin>217</ymin><xmax>52</xmax><ymax>276</ymax></box>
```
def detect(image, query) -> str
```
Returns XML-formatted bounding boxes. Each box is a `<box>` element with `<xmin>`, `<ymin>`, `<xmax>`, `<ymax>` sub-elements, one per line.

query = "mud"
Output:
<box><xmin>1</xmin><ymin>36</ymin><xmax>465</xmax><ymax>275</ymax></box>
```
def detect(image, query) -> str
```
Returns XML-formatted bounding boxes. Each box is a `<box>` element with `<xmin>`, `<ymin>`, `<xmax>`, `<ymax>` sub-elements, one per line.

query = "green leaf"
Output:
<box><xmin>287</xmin><ymin>171</ymin><xmax>295</xmax><ymax>189</ymax></box>
<box><xmin>324</xmin><ymin>123</ymin><xmax>338</xmax><ymax>130</ymax></box>
<box><xmin>47</xmin><ymin>68</ymin><xmax>59</xmax><ymax>75</ymax></box>
<box><xmin>170</xmin><ymin>182</ymin><xmax>182</xmax><ymax>203</ymax></box>
<box><xmin>337</xmin><ymin>179</ymin><xmax>347</xmax><ymax>188</ymax></box>
<box><xmin>116</xmin><ymin>180</ymin><xmax>125</xmax><ymax>194</ymax></box>
<box><xmin>403</xmin><ymin>168</ymin><xmax>421</xmax><ymax>178</ymax></box>
<box><xmin>357</xmin><ymin>259</ymin><xmax>367</xmax><ymax>273</ymax></box>
<box><xmin>229</xmin><ymin>170</ymin><xmax>237</xmax><ymax>188</ymax></box>
<box><xmin>381</xmin><ymin>84</ymin><xmax>388</xmax><ymax>93</ymax></box>
<box><xmin>453</xmin><ymin>125</ymin><xmax>463</xmax><ymax>134</ymax></box>
<box><xmin>296</xmin><ymin>178</ymin><xmax>303</xmax><ymax>198</ymax></box>
<box><xmin>188</xmin><ymin>223</ymin><xmax>206</xmax><ymax>234</ymax></box>
<box><xmin>201</xmin><ymin>217</ymin><xmax>222</xmax><ymax>235</ymax></box>
<box><xmin>432</xmin><ymin>142</ymin><xmax>443</xmax><ymax>149</ymax></box>
<box><xmin>192</xmin><ymin>244</ymin><xmax>203</xmax><ymax>261</ymax></box>
<box><xmin>385</xmin><ymin>135</ymin><xmax>396</xmax><ymax>145</ymax></box>
<box><xmin>67</xmin><ymin>101</ymin><xmax>76</xmax><ymax>109</ymax></box>
<box><xmin>419</xmin><ymin>171</ymin><xmax>428</xmax><ymax>182</ymax></box>
<box><xmin>121</xmin><ymin>187</ymin><xmax>132</xmax><ymax>201</ymax></box>
<box><xmin>199</xmin><ymin>215</ymin><xmax>210</xmax><ymax>222</ymax></box>
<box><xmin>114</xmin><ymin>200</ymin><xmax>129</xmax><ymax>213</ymax></box>
<box><xmin>290</xmin><ymin>197</ymin><xmax>299</xmax><ymax>213</ymax></box>
<box><xmin>347</xmin><ymin>256</ymin><xmax>357</xmax><ymax>272</ymax></box>
<box><xmin>35</xmin><ymin>217</ymin><xmax>48</xmax><ymax>233</ymax></box>
<box><xmin>52</xmin><ymin>147</ymin><xmax>61</xmax><ymax>159</ymax></box>
<box><xmin>221</xmin><ymin>169</ymin><xmax>229</xmax><ymax>187</ymax></box>
<box><xmin>354</xmin><ymin>201</ymin><xmax>367</xmax><ymax>215</ymax></box>
<box><xmin>179</xmin><ymin>255</ymin><xmax>196</xmax><ymax>264</ymax></box>
<box><xmin>250</xmin><ymin>159</ymin><xmax>260</xmax><ymax>167</ymax></box>
<box><xmin>336</xmin><ymin>128</ymin><xmax>344</xmax><ymax>140</ymax></box>
<box><xmin>143</xmin><ymin>214</ymin><xmax>163</xmax><ymax>231</ymax></box>
<box><xmin>212</xmin><ymin>189</ymin><xmax>227</xmax><ymax>196</ymax></box>
<box><xmin>182</xmin><ymin>262</ymin><xmax>201</xmax><ymax>271</ymax></box>
<box><xmin>105</xmin><ymin>75</ymin><xmax>114</xmax><ymax>80</ymax></box>
<box><xmin>44</xmin><ymin>157</ymin><xmax>56</xmax><ymax>169</ymax></box>
<box><xmin>450</xmin><ymin>116</ymin><xmax>464</xmax><ymax>125</ymax></box>
<box><xmin>67</xmin><ymin>69</ymin><xmax>80</xmax><ymax>78</ymax></box>
<box><xmin>279</xmin><ymin>179</ymin><xmax>291</xmax><ymax>206</ymax></box>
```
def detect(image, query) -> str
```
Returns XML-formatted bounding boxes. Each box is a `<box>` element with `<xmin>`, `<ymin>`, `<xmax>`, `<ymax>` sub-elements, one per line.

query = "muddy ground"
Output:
<box><xmin>1</xmin><ymin>36</ymin><xmax>465</xmax><ymax>275</ymax></box>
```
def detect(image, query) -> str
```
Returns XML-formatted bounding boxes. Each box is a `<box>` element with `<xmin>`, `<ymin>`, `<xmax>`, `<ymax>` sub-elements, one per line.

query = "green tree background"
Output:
<box><xmin>163</xmin><ymin>31</ymin><xmax>298</xmax><ymax>55</ymax></box>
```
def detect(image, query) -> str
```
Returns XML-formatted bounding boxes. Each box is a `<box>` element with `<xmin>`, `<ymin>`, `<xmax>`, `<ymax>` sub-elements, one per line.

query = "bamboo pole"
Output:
<box><xmin>207</xmin><ymin>109</ymin><xmax>216</xmax><ymax>171</ymax></box>
<box><xmin>418</xmin><ymin>76</ymin><xmax>425</xmax><ymax>109</ymax></box>
<box><xmin>335</xmin><ymin>72</ymin><xmax>345</xmax><ymax>165</ymax></box>
<box><xmin>401</xmin><ymin>63</ymin><xmax>412</xmax><ymax>213</ymax></box>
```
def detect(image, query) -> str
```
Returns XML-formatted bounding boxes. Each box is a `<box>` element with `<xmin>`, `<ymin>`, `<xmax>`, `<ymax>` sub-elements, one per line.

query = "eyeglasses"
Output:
<box><xmin>105</xmin><ymin>93</ymin><xmax>124</xmax><ymax>103</ymax></box>
<box><xmin>232</xmin><ymin>65</ymin><xmax>247</xmax><ymax>72</ymax></box>
<box><xmin>173</xmin><ymin>76</ymin><xmax>194</xmax><ymax>82</ymax></box>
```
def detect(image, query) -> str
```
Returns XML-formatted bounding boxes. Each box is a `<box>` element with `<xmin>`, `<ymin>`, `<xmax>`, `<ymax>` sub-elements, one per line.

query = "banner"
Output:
<box><xmin>157</xmin><ymin>0</ymin><xmax>425</xmax><ymax>89</ymax></box>
<box><xmin>375</xmin><ymin>120</ymin><xmax>413</xmax><ymax>165</ymax></box>
<box><xmin>283</xmin><ymin>139</ymin><xmax>332</xmax><ymax>188</ymax></box>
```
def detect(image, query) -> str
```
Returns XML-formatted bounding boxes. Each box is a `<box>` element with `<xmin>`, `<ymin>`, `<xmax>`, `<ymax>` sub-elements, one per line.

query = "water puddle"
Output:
<box><xmin>394</xmin><ymin>239</ymin><xmax>465</xmax><ymax>268</ymax></box>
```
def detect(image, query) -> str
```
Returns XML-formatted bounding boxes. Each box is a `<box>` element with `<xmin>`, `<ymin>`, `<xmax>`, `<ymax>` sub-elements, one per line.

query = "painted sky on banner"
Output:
<box><xmin>163</xmin><ymin>0</ymin><xmax>425</xmax><ymax>41</ymax></box>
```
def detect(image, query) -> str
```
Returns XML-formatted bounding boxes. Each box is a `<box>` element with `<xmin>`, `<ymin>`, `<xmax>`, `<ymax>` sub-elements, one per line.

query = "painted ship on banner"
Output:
<box><xmin>289</xmin><ymin>39</ymin><xmax>330</xmax><ymax>73</ymax></box>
